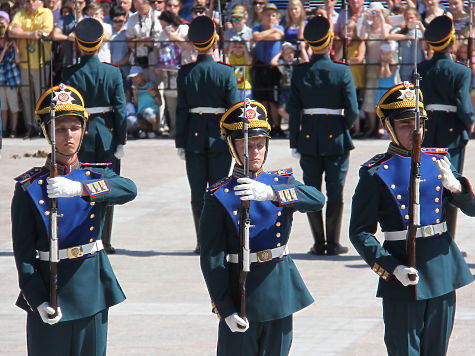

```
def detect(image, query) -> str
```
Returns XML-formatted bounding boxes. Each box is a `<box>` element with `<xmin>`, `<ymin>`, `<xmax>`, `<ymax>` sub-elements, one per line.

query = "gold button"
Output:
<box><xmin>436</xmin><ymin>218</ymin><xmax>440</xmax><ymax>223</ymax></box>
<box><xmin>277</xmin><ymin>211</ymin><xmax>282</xmax><ymax>216</ymax></box>
<box><xmin>404</xmin><ymin>215</ymin><xmax>409</xmax><ymax>220</ymax></box>
<box><xmin>435</xmin><ymin>186</ymin><xmax>441</xmax><ymax>191</ymax></box>
<box><xmin>39</xmin><ymin>200</ymin><xmax>44</xmax><ymax>205</ymax></box>
<box><xmin>424</xmin><ymin>128</ymin><xmax>428</xmax><ymax>132</ymax></box>
<box><xmin>276</xmin><ymin>222</ymin><xmax>281</xmax><ymax>227</ymax></box>
<box><xmin>232</xmin><ymin>210</ymin><xmax>238</xmax><ymax>216</ymax></box>
<box><xmin>44</xmin><ymin>211</ymin><xmax>50</xmax><ymax>216</ymax></box>
<box><xmin>85</xmin><ymin>171</ymin><xmax>91</xmax><ymax>176</ymax></box>
<box><xmin>432</xmin><ymin>157</ymin><xmax>437</xmax><ymax>162</ymax></box>
<box><xmin>383</xmin><ymin>165</ymin><xmax>389</xmax><ymax>170</ymax></box>
<box><xmin>449</xmin><ymin>128</ymin><xmax>453</xmax><ymax>132</ymax></box>
<box><xmin>194</xmin><ymin>132</ymin><xmax>199</xmax><ymax>136</ymax></box>
<box><xmin>90</xmin><ymin>202</ymin><xmax>96</xmax><ymax>206</ymax></box>
<box><xmin>38</xmin><ymin>179</ymin><xmax>43</xmax><ymax>185</ymax></box>
<box><xmin>400</xmin><ymin>205</ymin><xmax>406</xmax><ymax>210</ymax></box>
<box><xmin>276</xmin><ymin>243</ymin><xmax>281</xmax><ymax>247</ymax></box>
<box><xmin>434</xmin><ymin>208</ymin><xmax>440</xmax><ymax>213</ymax></box>
<box><xmin>274</xmin><ymin>177</ymin><xmax>279</xmax><ymax>182</ymax></box>
<box><xmin>437</xmin><ymin>174</ymin><xmax>442</xmax><ymax>180</ymax></box>
<box><xmin>89</xmin><ymin>238</ymin><xmax>94</xmax><ymax>243</ymax></box>
<box><xmin>90</xmin><ymin>214</ymin><xmax>95</xmax><ymax>219</ymax></box>
<box><xmin>305</xmin><ymin>134</ymin><xmax>310</xmax><ymax>139</ymax></box>
<box><xmin>396</xmin><ymin>194</ymin><xmax>402</xmax><ymax>200</ymax></box>
<box><xmin>434</xmin><ymin>197</ymin><xmax>440</xmax><ymax>203</ymax></box>
<box><xmin>90</xmin><ymin>226</ymin><xmax>94</xmax><ymax>231</ymax></box>
<box><xmin>85</xmin><ymin>131</ymin><xmax>89</xmax><ymax>135</ymax></box>
<box><xmin>390</xmin><ymin>184</ymin><xmax>396</xmax><ymax>189</ymax></box>
<box><xmin>276</xmin><ymin>233</ymin><xmax>281</xmax><ymax>238</ymax></box>
<box><xmin>224</xmin><ymin>188</ymin><xmax>229</xmax><ymax>193</ymax></box>
<box><xmin>329</xmin><ymin>134</ymin><xmax>333</xmax><ymax>139</ymax></box>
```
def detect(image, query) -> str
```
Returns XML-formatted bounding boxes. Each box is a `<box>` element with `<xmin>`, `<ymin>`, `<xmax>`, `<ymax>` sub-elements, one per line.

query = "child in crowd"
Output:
<box><xmin>0</xmin><ymin>10</ymin><xmax>20</xmax><ymax>138</ymax></box>
<box><xmin>128</xmin><ymin>66</ymin><xmax>162</xmax><ymax>138</ymax></box>
<box><xmin>87</xmin><ymin>1</ymin><xmax>112</xmax><ymax>63</ymax></box>
<box><xmin>224</xmin><ymin>7</ymin><xmax>253</xmax><ymax>54</ymax></box>
<box><xmin>226</xmin><ymin>35</ymin><xmax>252</xmax><ymax>99</ymax></box>
<box><xmin>270</xmin><ymin>41</ymin><xmax>308</xmax><ymax>124</ymax></box>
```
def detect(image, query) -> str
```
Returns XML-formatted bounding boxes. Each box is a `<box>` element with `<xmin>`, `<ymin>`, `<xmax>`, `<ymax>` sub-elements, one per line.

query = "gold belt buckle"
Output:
<box><xmin>421</xmin><ymin>225</ymin><xmax>435</xmax><ymax>238</ymax></box>
<box><xmin>67</xmin><ymin>245</ymin><xmax>84</xmax><ymax>259</ymax></box>
<box><xmin>256</xmin><ymin>249</ymin><xmax>273</xmax><ymax>263</ymax></box>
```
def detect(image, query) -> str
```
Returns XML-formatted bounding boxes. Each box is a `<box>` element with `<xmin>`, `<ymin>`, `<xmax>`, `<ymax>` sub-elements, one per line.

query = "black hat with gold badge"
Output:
<box><xmin>220</xmin><ymin>99</ymin><xmax>271</xmax><ymax>166</ymax></box>
<box><xmin>304</xmin><ymin>16</ymin><xmax>333</xmax><ymax>51</ymax></box>
<box><xmin>74</xmin><ymin>18</ymin><xmax>104</xmax><ymax>53</ymax></box>
<box><xmin>188</xmin><ymin>16</ymin><xmax>218</xmax><ymax>52</ymax></box>
<box><xmin>425</xmin><ymin>15</ymin><xmax>456</xmax><ymax>52</ymax></box>
<box><xmin>376</xmin><ymin>81</ymin><xmax>427</xmax><ymax>146</ymax></box>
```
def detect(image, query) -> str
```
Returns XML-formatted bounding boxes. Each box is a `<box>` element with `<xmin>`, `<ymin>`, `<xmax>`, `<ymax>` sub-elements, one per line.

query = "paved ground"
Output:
<box><xmin>0</xmin><ymin>137</ymin><xmax>474</xmax><ymax>356</ymax></box>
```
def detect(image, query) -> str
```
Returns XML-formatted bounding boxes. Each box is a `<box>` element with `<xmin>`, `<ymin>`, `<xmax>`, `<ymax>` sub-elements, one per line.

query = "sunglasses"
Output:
<box><xmin>231</xmin><ymin>17</ymin><xmax>243</xmax><ymax>22</ymax></box>
<box><xmin>151</xmin><ymin>0</ymin><xmax>164</xmax><ymax>4</ymax></box>
<box><xmin>253</xmin><ymin>1</ymin><xmax>265</xmax><ymax>5</ymax></box>
<box><xmin>113</xmin><ymin>19</ymin><xmax>125</xmax><ymax>23</ymax></box>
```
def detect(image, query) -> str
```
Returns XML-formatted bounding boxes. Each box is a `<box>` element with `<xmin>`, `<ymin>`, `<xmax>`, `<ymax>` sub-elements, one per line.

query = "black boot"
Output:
<box><xmin>102</xmin><ymin>206</ymin><xmax>116</xmax><ymax>254</ymax></box>
<box><xmin>307</xmin><ymin>211</ymin><xmax>326</xmax><ymax>255</ymax></box>
<box><xmin>325</xmin><ymin>203</ymin><xmax>348</xmax><ymax>255</ymax></box>
<box><xmin>191</xmin><ymin>202</ymin><xmax>203</xmax><ymax>254</ymax></box>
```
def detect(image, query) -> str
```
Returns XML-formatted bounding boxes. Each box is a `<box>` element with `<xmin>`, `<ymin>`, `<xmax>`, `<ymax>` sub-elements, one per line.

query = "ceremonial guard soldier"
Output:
<box><xmin>418</xmin><ymin>15</ymin><xmax>474</xmax><ymax>239</ymax></box>
<box><xmin>200</xmin><ymin>100</ymin><xmax>325</xmax><ymax>355</ymax></box>
<box><xmin>11</xmin><ymin>84</ymin><xmax>137</xmax><ymax>356</ymax></box>
<box><xmin>288</xmin><ymin>16</ymin><xmax>358</xmax><ymax>255</ymax></box>
<box><xmin>61</xmin><ymin>18</ymin><xmax>128</xmax><ymax>254</ymax></box>
<box><xmin>349</xmin><ymin>82</ymin><xmax>474</xmax><ymax>356</ymax></box>
<box><xmin>176</xmin><ymin>16</ymin><xmax>240</xmax><ymax>253</ymax></box>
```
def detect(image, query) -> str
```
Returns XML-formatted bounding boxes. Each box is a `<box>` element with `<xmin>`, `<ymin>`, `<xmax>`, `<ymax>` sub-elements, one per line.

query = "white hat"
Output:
<box><xmin>369</xmin><ymin>2</ymin><xmax>385</xmax><ymax>10</ymax></box>
<box><xmin>128</xmin><ymin>66</ymin><xmax>144</xmax><ymax>78</ymax></box>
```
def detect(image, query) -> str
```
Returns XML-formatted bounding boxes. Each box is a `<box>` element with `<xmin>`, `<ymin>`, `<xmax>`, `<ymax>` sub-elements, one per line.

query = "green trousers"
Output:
<box><xmin>382</xmin><ymin>292</ymin><xmax>456</xmax><ymax>356</ymax></box>
<box><xmin>217</xmin><ymin>315</ymin><xmax>293</xmax><ymax>356</ymax></box>
<box><xmin>27</xmin><ymin>309</ymin><xmax>109</xmax><ymax>356</ymax></box>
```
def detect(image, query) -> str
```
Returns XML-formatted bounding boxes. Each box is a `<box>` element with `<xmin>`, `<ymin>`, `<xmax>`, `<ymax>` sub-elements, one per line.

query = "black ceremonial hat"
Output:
<box><xmin>424</xmin><ymin>15</ymin><xmax>455</xmax><ymax>51</ymax></box>
<box><xmin>188</xmin><ymin>16</ymin><xmax>217</xmax><ymax>51</ymax></box>
<box><xmin>75</xmin><ymin>18</ymin><xmax>104</xmax><ymax>53</ymax></box>
<box><xmin>304</xmin><ymin>16</ymin><xmax>333</xmax><ymax>51</ymax></box>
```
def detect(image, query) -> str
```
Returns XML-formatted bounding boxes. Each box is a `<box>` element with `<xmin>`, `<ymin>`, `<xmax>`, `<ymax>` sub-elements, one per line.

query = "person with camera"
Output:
<box><xmin>8</xmin><ymin>0</ymin><xmax>54</xmax><ymax>139</ymax></box>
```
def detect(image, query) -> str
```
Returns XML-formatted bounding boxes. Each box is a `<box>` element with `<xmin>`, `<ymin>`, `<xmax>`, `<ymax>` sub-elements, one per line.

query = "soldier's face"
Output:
<box><xmin>394</xmin><ymin>118</ymin><xmax>417</xmax><ymax>151</ymax></box>
<box><xmin>54</xmin><ymin>116</ymin><xmax>83</xmax><ymax>157</ymax></box>
<box><xmin>235</xmin><ymin>136</ymin><xmax>267</xmax><ymax>172</ymax></box>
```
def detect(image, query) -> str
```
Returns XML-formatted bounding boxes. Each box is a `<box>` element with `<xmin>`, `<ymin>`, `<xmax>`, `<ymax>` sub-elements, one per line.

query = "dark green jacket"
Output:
<box><xmin>175</xmin><ymin>54</ymin><xmax>240</xmax><ymax>153</ymax></box>
<box><xmin>11</xmin><ymin>160</ymin><xmax>137</xmax><ymax>321</ymax></box>
<box><xmin>418</xmin><ymin>53</ymin><xmax>473</xmax><ymax>149</ymax></box>
<box><xmin>61</xmin><ymin>55</ymin><xmax>127</xmax><ymax>153</ymax></box>
<box><xmin>349</xmin><ymin>150</ymin><xmax>474</xmax><ymax>301</ymax></box>
<box><xmin>288</xmin><ymin>54</ymin><xmax>358</xmax><ymax>156</ymax></box>
<box><xmin>200</xmin><ymin>168</ymin><xmax>325</xmax><ymax>322</ymax></box>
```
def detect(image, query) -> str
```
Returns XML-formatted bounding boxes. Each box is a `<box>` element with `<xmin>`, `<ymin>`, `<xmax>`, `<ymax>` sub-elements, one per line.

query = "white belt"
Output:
<box><xmin>303</xmin><ymin>108</ymin><xmax>345</xmax><ymax>116</ymax></box>
<box><xmin>189</xmin><ymin>107</ymin><xmax>226</xmax><ymax>114</ymax></box>
<box><xmin>37</xmin><ymin>240</ymin><xmax>104</xmax><ymax>261</ymax></box>
<box><xmin>86</xmin><ymin>106</ymin><xmax>113</xmax><ymax>114</ymax></box>
<box><xmin>384</xmin><ymin>222</ymin><xmax>447</xmax><ymax>241</ymax></box>
<box><xmin>227</xmin><ymin>245</ymin><xmax>289</xmax><ymax>264</ymax></box>
<box><xmin>425</xmin><ymin>104</ymin><xmax>457</xmax><ymax>112</ymax></box>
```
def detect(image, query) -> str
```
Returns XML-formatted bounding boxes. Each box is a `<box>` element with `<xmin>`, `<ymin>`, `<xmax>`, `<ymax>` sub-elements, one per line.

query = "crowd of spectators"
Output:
<box><xmin>1</xmin><ymin>0</ymin><xmax>475</xmax><ymax>141</ymax></box>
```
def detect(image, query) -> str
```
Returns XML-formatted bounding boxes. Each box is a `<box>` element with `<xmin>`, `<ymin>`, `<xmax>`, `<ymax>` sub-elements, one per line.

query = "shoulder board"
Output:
<box><xmin>455</xmin><ymin>60</ymin><xmax>468</xmax><ymax>67</ymax></box>
<box><xmin>207</xmin><ymin>176</ymin><xmax>233</xmax><ymax>193</ymax></box>
<box><xmin>422</xmin><ymin>147</ymin><xmax>448</xmax><ymax>154</ymax></box>
<box><xmin>217</xmin><ymin>61</ymin><xmax>234</xmax><ymax>68</ymax></box>
<box><xmin>266</xmin><ymin>168</ymin><xmax>293</xmax><ymax>176</ymax></box>
<box><xmin>362</xmin><ymin>153</ymin><xmax>386</xmax><ymax>168</ymax></box>
<box><xmin>103</xmin><ymin>62</ymin><xmax>120</xmax><ymax>68</ymax></box>
<box><xmin>81</xmin><ymin>162</ymin><xmax>112</xmax><ymax>167</ymax></box>
<box><xmin>14</xmin><ymin>166</ymin><xmax>46</xmax><ymax>184</ymax></box>
<box><xmin>333</xmin><ymin>60</ymin><xmax>349</xmax><ymax>66</ymax></box>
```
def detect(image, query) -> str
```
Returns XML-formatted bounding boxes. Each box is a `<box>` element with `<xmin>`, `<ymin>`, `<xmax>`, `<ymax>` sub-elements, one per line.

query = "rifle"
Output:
<box><xmin>406</xmin><ymin>26</ymin><xmax>422</xmax><ymax>283</ymax></box>
<box><xmin>468</xmin><ymin>1</ymin><xmax>473</xmax><ymax>68</ymax></box>
<box><xmin>342</xmin><ymin>0</ymin><xmax>348</xmax><ymax>63</ymax></box>
<box><xmin>48</xmin><ymin>92</ymin><xmax>59</xmax><ymax>317</ymax></box>
<box><xmin>238</xmin><ymin>96</ymin><xmax>251</xmax><ymax>326</ymax></box>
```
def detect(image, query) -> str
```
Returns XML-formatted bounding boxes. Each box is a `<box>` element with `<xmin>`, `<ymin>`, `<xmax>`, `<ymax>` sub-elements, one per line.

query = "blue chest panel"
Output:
<box><xmin>214</xmin><ymin>173</ymin><xmax>289</xmax><ymax>252</ymax></box>
<box><xmin>375</xmin><ymin>153</ymin><xmax>444</xmax><ymax>228</ymax></box>
<box><xmin>26</xmin><ymin>169</ymin><xmax>101</xmax><ymax>249</ymax></box>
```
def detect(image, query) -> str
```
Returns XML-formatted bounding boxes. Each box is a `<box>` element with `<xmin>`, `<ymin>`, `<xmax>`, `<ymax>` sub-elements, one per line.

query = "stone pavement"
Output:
<box><xmin>0</xmin><ymin>138</ymin><xmax>474</xmax><ymax>356</ymax></box>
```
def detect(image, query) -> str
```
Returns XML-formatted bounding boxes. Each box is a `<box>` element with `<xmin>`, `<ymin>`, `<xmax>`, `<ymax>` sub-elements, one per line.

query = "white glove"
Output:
<box><xmin>234</xmin><ymin>178</ymin><xmax>275</xmax><ymax>201</ymax></box>
<box><xmin>176</xmin><ymin>148</ymin><xmax>186</xmax><ymax>161</ymax></box>
<box><xmin>114</xmin><ymin>144</ymin><xmax>125</xmax><ymax>159</ymax></box>
<box><xmin>47</xmin><ymin>177</ymin><xmax>83</xmax><ymax>198</ymax></box>
<box><xmin>225</xmin><ymin>313</ymin><xmax>249</xmax><ymax>333</ymax></box>
<box><xmin>291</xmin><ymin>148</ymin><xmax>301</xmax><ymax>159</ymax></box>
<box><xmin>393</xmin><ymin>265</ymin><xmax>419</xmax><ymax>286</ymax></box>
<box><xmin>37</xmin><ymin>302</ymin><xmax>62</xmax><ymax>325</ymax></box>
<box><xmin>436</xmin><ymin>156</ymin><xmax>462</xmax><ymax>193</ymax></box>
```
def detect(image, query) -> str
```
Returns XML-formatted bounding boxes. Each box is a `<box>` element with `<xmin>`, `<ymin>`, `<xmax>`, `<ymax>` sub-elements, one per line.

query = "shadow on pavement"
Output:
<box><xmin>290</xmin><ymin>253</ymin><xmax>363</xmax><ymax>261</ymax></box>
<box><xmin>113</xmin><ymin>249</ymin><xmax>198</xmax><ymax>257</ymax></box>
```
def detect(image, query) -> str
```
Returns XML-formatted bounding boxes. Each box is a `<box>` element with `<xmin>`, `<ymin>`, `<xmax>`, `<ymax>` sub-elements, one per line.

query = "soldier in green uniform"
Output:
<box><xmin>11</xmin><ymin>84</ymin><xmax>137</xmax><ymax>356</ymax></box>
<box><xmin>418</xmin><ymin>15</ymin><xmax>474</xmax><ymax>239</ymax></box>
<box><xmin>176</xmin><ymin>16</ymin><xmax>240</xmax><ymax>253</ymax></box>
<box><xmin>200</xmin><ymin>100</ymin><xmax>326</xmax><ymax>355</ymax></box>
<box><xmin>349</xmin><ymin>82</ymin><xmax>474</xmax><ymax>356</ymax></box>
<box><xmin>288</xmin><ymin>16</ymin><xmax>358</xmax><ymax>255</ymax></box>
<box><xmin>61</xmin><ymin>18</ymin><xmax>128</xmax><ymax>254</ymax></box>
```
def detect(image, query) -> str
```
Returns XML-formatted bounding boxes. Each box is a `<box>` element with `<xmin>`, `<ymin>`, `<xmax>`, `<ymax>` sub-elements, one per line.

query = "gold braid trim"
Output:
<box><xmin>429</xmin><ymin>33</ymin><xmax>455</xmax><ymax>51</ymax></box>
<box><xmin>379</xmin><ymin>100</ymin><xmax>426</xmax><ymax>115</ymax></box>
<box><xmin>308</xmin><ymin>32</ymin><xmax>334</xmax><ymax>51</ymax></box>
<box><xmin>36</xmin><ymin>104</ymin><xmax>87</xmax><ymax>115</ymax></box>
<box><xmin>77</xmin><ymin>38</ymin><xmax>104</xmax><ymax>52</ymax></box>
<box><xmin>222</xmin><ymin>120</ymin><xmax>271</xmax><ymax>131</ymax></box>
